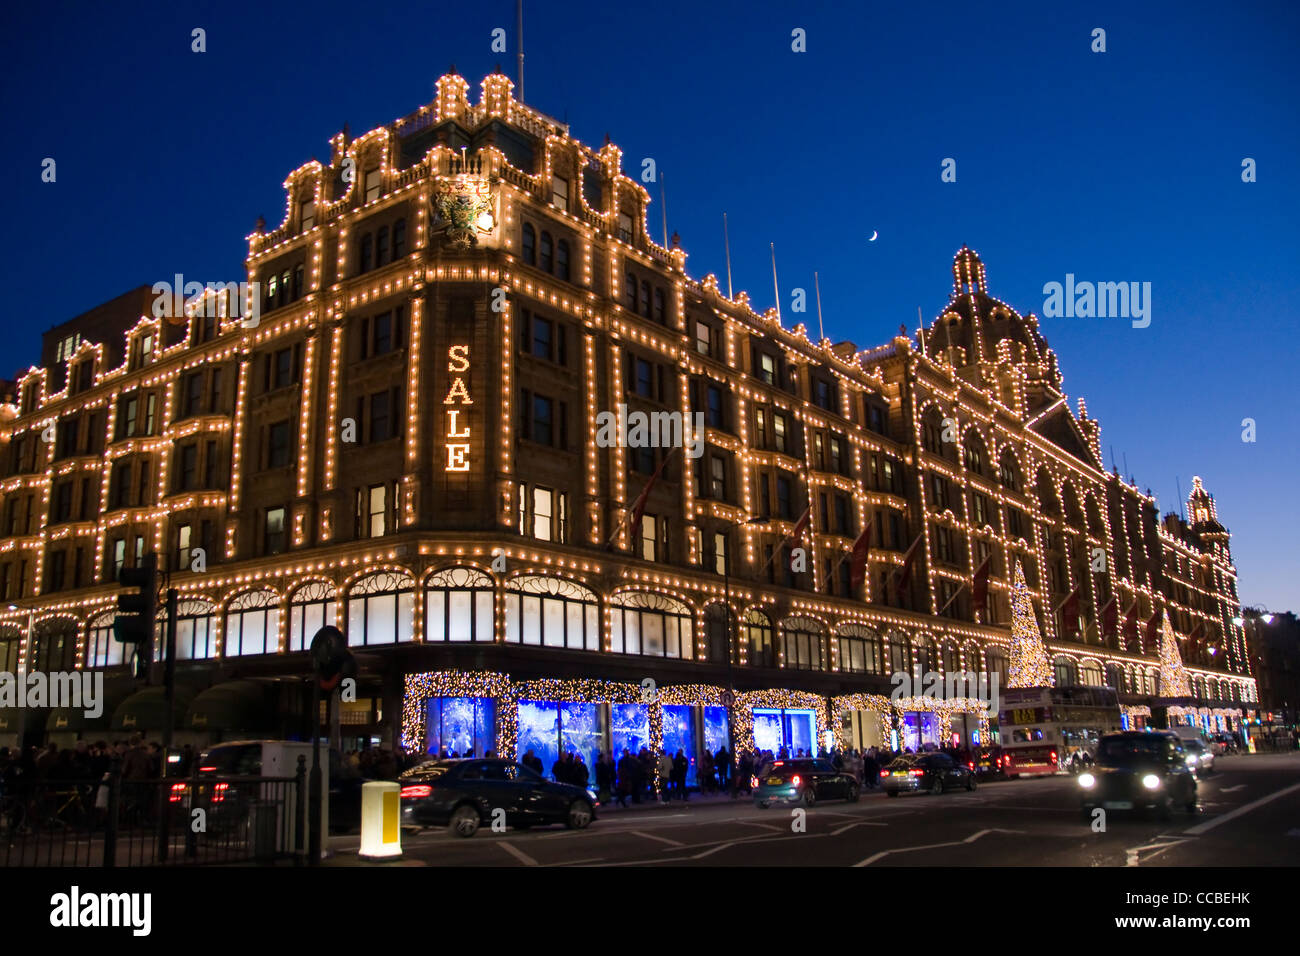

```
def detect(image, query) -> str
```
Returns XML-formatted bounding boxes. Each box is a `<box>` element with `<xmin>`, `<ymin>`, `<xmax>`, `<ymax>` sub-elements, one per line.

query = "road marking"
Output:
<box><xmin>545</xmin><ymin>856</ymin><xmax>605</xmax><ymax>866</ymax></box>
<box><xmin>831</xmin><ymin>821</ymin><xmax>889</xmax><ymax>835</ymax></box>
<box><xmin>630</xmin><ymin>829</ymin><xmax>684</xmax><ymax>846</ymax></box>
<box><xmin>853</xmin><ymin>828</ymin><xmax>1023</xmax><ymax>867</ymax></box>
<box><xmin>1125</xmin><ymin>839</ymin><xmax>1188</xmax><ymax>867</ymax></box>
<box><xmin>737</xmin><ymin>820</ymin><xmax>783</xmax><ymax>832</ymax></box>
<box><xmin>497</xmin><ymin>841</ymin><xmax>539</xmax><ymax>866</ymax></box>
<box><xmin>1220</xmin><ymin>785</ymin><xmax>1246</xmax><ymax>792</ymax></box>
<box><xmin>1183</xmin><ymin>780</ymin><xmax>1300</xmax><ymax>836</ymax></box>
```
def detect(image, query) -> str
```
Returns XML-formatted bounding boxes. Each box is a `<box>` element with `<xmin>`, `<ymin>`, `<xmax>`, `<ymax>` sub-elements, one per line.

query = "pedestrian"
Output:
<box><xmin>672</xmin><ymin>749</ymin><xmax>689</xmax><ymax>800</ymax></box>
<box><xmin>714</xmin><ymin>745</ymin><xmax>730</xmax><ymax>792</ymax></box>
<box><xmin>699</xmin><ymin>749</ymin><xmax>715</xmax><ymax>793</ymax></box>
<box><xmin>595</xmin><ymin>751</ymin><xmax>613</xmax><ymax>804</ymax></box>
<box><xmin>573</xmin><ymin>753</ymin><xmax>589</xmax><ymax>789</ymax></box>
<box><xmin>615</xmin><ymin>749</ymin><xmax>633</xmax><ymax>807</ymax></box>
<box><xmin>657</xmin><ymin>750</ymin><xmax>673</xmax><ymax>802</ymax></box>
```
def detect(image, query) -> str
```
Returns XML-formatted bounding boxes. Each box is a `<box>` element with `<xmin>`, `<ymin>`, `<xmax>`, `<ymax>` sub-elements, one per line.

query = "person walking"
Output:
<box><xmin>672</xmin><ymin>749</ymin><xmax>689</xmax><ymax>801</ymax></box>
<box><xmin>714</xmin><ymin>746</ymin><xmax>730</xmax><ymax>793</ymax></box>
<box><xmin>657</xmin><ymin>750</ymin><xmax>673</xmax><ymax>803</ymax></box>
<box><xmin>615</xmin><ymin>749</ymin><xmax>633</xmax><ymax>808</ymax></box>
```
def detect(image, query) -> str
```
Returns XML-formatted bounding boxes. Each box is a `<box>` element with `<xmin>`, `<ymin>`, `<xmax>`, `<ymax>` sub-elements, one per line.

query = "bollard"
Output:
<box><xmin>358</xmin><ymin>781</ymin><xmax>402</xmax><ymax>860</ymax></box>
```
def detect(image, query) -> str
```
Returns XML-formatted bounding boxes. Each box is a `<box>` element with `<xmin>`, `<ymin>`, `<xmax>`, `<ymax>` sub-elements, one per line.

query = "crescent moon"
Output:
<box><xmin>869</xmin><ymin>230</ymin><xmax>878</xmax><ymax>241</ymax></box>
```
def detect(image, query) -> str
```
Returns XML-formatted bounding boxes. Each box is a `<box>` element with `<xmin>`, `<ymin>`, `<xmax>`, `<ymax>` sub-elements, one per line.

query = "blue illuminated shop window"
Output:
<box><xmin>426</xmin><ymin>697</ymin><xmax>496</xmax><ymax>757</ymax></box>
<box><xmin>662</xmin><ymin>704</ymin><xmax>698</xmax><ymax>785</ymax></box>
<box><xmin>517</xmin><ymin>699</ymin><xmax>605</xmax><ymax>781</ymax></box>
<box><xmin>611</xmin><ymin>703</ymin><xmax>650</xmax><ymax>757</ymax></box>
<box><xmin>751</xmin><ymin>708</ymin><xmax>816</xmax><ymax>756</ymax></box>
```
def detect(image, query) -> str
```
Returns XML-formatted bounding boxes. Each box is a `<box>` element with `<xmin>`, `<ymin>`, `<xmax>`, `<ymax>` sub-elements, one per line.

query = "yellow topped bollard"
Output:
<box><xmin>359</xmin><ymin>781</ymin><xmax>402</xmax><ymax>860</ymax></box>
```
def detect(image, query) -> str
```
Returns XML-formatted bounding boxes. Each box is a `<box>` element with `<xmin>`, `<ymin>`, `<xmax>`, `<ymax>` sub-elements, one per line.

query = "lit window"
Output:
<box><xmin>640</xmin><ymin>515</ymin><xmax>658</xmax><ymax>561</ymax></box>
<box><xmin>264</xmin><ymin>507</ymin><xmax>286</xmax><ymax>555</ymax></box>
<box><xmin>695</xmin><ymin>322</ymin><xmax>712</xmax><ymax>356</ymax></box>
<box><xmin>533</xmin><ymin>487</ymin><xmax>553</xmax><ymax>541</ymax></box>
<box><xmin>300</xmin><ymin>199</ymin><xmax>315</xmax><ymax>231</ymax></box>
<box><xmin>618</xmin><ymin>212</ymin><xmax>633</xmax><ymax>242</ymax></box>
<box><xmin>364</xmin><ymin>167</ymin><xmax>382</xmax><ymax>202</ymax></box>
<box><xmin>713</xmin><ymin>532</ymin><xmax>727</xmax><ymax>575</ymax></box>
<box><xmin>551</xmin><ymin>175</ymin><xmax>569</xmax><ymax>211</ymax></box>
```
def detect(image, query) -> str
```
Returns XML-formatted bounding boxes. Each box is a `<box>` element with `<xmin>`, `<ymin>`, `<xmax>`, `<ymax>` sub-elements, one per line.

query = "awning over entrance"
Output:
<box><xmin>111</xmin><ymin>685</ymin><xmax>198</xmax><ymax>733</ymax></box>
<box><xmin>186</xmin><ymin>680</ymin><xmax>273</xmax><ymax>733</ymax></box>
<box><xmin>46</xmin><ymin>678</ymin><xmax>135</xmax><ymax>735</ymax></box>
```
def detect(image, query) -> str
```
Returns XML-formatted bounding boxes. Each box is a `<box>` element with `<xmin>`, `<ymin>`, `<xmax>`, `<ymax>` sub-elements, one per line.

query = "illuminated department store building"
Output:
<box><xmin>0</xmin><ymin>72</ymin><xmax>1257</xmax><ymax>772</ymax></box>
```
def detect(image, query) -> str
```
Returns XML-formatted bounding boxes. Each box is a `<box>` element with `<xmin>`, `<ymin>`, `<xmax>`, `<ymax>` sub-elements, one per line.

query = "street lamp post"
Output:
<box><xmin>1233</xmin><ymin>608</ymin><xmax>1275</xmax><ymax>741</ymax></box>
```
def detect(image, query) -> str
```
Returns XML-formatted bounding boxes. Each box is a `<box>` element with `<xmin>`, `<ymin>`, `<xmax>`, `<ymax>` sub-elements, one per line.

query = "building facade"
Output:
<box><xmin>0</xmin><ymin>72</ymin><xmax>1257</xmax><ymax>762</ymax></box>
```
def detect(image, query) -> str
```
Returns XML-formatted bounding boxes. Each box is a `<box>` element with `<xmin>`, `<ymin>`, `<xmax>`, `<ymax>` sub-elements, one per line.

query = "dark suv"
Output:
<box><xmin>1078</xmin><ymin>731</ymin><xmax>1197</xmax><ymax>819</ymax></box>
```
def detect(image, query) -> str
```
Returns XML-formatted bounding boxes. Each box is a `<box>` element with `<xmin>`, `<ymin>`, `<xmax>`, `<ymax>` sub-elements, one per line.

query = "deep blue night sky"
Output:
<box><xmin>1</xmin><ymin>1</ymin><xmax>1296</xmax><ymax>609</ymax></box>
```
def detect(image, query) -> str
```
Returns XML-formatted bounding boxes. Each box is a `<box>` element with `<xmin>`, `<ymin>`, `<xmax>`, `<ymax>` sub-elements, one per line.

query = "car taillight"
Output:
<box><xmin>400</xmin><ymin>785</ymin><xmax>432</xmax><ymax>799</ymax></box>
<box><xmin>791</xmin><ymin>775</ymin><xmax>801</xmax><ymax>786</ymax></box>
<box><xmin>969</xmin><ymin>762</ymin><xmax>975</xmax><ymax>770</ymax></box>
<box><xmin>908</xmin><ymin>769</ymin><xmax>925</xmax><ymax>777</ymax></box>
<box><xmin>750</xmin><ymin>775</ymin><xmax>758</xmax><ymax>788</ymax></box>
<box><xmin>212</xmin><ymin>782</ymin><xmax>229</xmax><ymax>804</ymax></box>
<box><xmin>198</xmin><ymin>766</ymin><xmax>217</xmax><ymax>772</ymax></box>
<box><xmin>1050</xmin><ymin>752</ymin><xmax>1057</xmax><ymax>764</ymax></box>
<box><xmin>169</xmin><ymin>783</ymin><xmax>186</xmax><ymax>803</ymax></box>
<box><xmin>880</xmin><ymin>770</ymin><xmax>889</xmax><ymax>777</ymax></box>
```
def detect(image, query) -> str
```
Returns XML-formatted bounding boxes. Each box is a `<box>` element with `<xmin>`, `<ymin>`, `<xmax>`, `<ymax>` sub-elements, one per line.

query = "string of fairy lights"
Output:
<box><xmin>0</xmin><ymin>71</ymin><xmax>1254</xmax><ymax>708</ymax></box>
<box><xmin>401</xmin><ymin>669</ymin><xmax>996</xmax><ymax>763</ymax></box>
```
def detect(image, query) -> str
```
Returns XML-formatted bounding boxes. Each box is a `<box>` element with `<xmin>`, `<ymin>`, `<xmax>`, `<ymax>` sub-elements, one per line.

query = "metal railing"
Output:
<box><xmin>1</xmin><ymin>756</ymin><xmax>307</xmax><ymax>867</ymax></box>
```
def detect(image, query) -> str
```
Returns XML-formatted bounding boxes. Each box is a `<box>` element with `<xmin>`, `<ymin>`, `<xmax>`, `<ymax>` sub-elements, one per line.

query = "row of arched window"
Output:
<box><xmin>521</xmin><ymin>223</ymin><xmax>571</xmax><ymax>281</ymax></box>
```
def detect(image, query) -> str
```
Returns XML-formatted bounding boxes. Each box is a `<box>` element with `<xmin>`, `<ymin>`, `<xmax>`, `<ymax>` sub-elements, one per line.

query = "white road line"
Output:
<box><xmin>1220</xmin><ymin>785</ymin><xmax>1247</xmax><ymax>792</ymax></box>
<box><xmin>737</xmin><ymin>821</ymin><xmax>784</xmax><ymax>832</ymax></box>
<box><xmin>630</xmin><ymin>829</ymin><xmax>684</xmax><ymax>846</ymax></box>
<box><xmin>831</xmin><ymin>821</ymin><xmax>889</xmax><ymax>836</ymax></box>
<box><xmin>1183</xmin><ymin>780</ymin><xmax>1300</xmax><ymax>836</ymax></box>
<box><xmin>853</xmin><ymin>828</ymin><xmax>1023</xmax><ymax>867</ymax></box>
<box><xmin>545</xmin><ymin>857</ymin><xmax>606</xmax><ymax>866</ymax></box>
<box><xmin>497</xmin><ymin>841</ymin><xmax>539</xmax><ymax>866</ymax></box>
<box><xmin>1125</xmin><ymin>839</ymin><xmax>1188</xmax><ymax>867</ymax></box>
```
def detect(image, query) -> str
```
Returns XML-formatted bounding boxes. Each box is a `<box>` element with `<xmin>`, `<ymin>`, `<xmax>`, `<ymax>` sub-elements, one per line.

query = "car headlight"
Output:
<box><xmin>1186</xmin><ymin>755</ymin><xmax>1199</xmax><ymax>767</ymax></box>
<box><xmin>587</xmin><ymin>789</ymin><xmax>598</xmax><ymax>802</ymax></box>
<box><xmin>1077</xmin><ymin>773</ymin><xmax>1095</xmax><ymax>789</ymax></box>
<box><xmin>1142</xmin><ymin>774</ymin><xmax>1161</xmax><ymax>790</ymax></box>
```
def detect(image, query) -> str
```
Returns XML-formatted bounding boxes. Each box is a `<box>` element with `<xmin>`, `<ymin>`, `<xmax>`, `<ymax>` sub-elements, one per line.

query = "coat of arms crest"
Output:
<box><xmin>433</xmin><ymin>175</ymin><xmax>495</xmax><ymax>249</ymax></box>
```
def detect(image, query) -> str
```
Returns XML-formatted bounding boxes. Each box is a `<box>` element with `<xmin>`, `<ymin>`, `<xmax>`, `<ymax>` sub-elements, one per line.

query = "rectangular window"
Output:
<box><xmin>184</xmin><ymin>372</ymin><xmax>204</xmax><ymax>417</ymax></box>
<box><xmin>265</xmin><ymin>507</ymin><xmax>286</xmax><ymax>555</ymax></box>
<box><xmin>300</xmin><ymin>199</ymin><xmax>315</xmax><ymax>231</ymax></box>
<box><xmin>268</xmin><ymin>421</ymin><xmax>292</xmax><ymax>469</ymax></box>
<box><xmin>713</xmin><ymin>532</ymin><xmax>727</xmax><ymax>575</ymax></box>
<box><xmin>695</xmin><ymin>321</ymin><xmax>712</xmax><ymax>356</ymax></box>
<box><xmin>777</xmin><ymin>475</ymin><xmax>793</xmax><ymax>519</ymax></box>
<box><xmin>814</xmin><ymin>379</ymin><xmax>835</xmax><ymax>411</ymax></box>
<box><xmin>773</xmin><ymin>413</ymin><xmax>787</xmax><ymax>454</ymax></box>
<box><xmin>179</xmin><ymin>444</ymin><xmax>198</xmax><ymax>490</ymax></box>
<box><xmin>758</xmin><ymin>352</ymin><xmax>776</xmax><ymax>385</ymax></box>
<box><xmin>618</xmin><ymin>212</ymin><xmax>633</xmax><ymax>243</ymax></box>
<box><xmin>755</xmin><ymin>407</ymin><xmax>767</xmax><ymax>448</ymax></box>
<box><xmin>367</xmin><ymin>485</ymin><xmax>386</xmax><ymax>537</ymax></box>
<box><xmin>273</xmin><ymin>347</ymin><xmax>293</xmax><ymax>389</ymax></box>
<box><xmin>113</xmin><ymin>539</ymin><xmax>126</xmax><ymax>578</ymax></box>
<box><xmin>710</xmin><ymin>454</ymin><xmax>727</xmax><ymax>500</ymax></box>
<box><xmin>551</xmin><ymin>175</ymin><xmax>569</xmax><ymax>211</ymax></box>
<box><xmin>364</xmin><ymin>168</ymin><xmax>382</xmax><ymax>202</ymax></box>
<box><xmin>370</xmin><ymin>391</ymin><xmax>391</xmax><ymax>443</ymax></box>
<box><xmin>640</xmin><ymin>514</ymin><xmax>658</xmax><ymax>561</ymax></box>
<box><xmin>634</xmin><ymin>358</ymin><xmax>653</xmax><ymax>398</ymax></box>
<box><xmin>706</xmin><ymin>385</ymin><xmax>725</xmax><ymax>429</ymax></box>
<box><xmin>177</xmin><ymin>524</ymin><xmax>192</xmax><ymax>570</ymax></box>
<box><xmin>532</xmin><ymin>394</ymin><xmax>554</xmax><ymax>446</ymax></box>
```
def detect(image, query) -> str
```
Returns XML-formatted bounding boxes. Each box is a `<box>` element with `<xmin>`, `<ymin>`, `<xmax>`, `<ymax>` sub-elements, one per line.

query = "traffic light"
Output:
<box><xmin>114</xmin><ymin>553</ymin><xmax>158</xmax><ymax>678</ymax></box>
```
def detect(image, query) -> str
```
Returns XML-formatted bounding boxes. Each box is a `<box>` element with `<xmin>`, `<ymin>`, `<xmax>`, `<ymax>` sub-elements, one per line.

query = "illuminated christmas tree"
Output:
<box><xmin>1157</xmin><ymin>609</ymin><xmax>1191</xmax><ymax>697</ymax></box>
<box><xmin>1007</xmin><ymin>559</ymin><xmax>1054</xmax><ymax>687</ymax></box>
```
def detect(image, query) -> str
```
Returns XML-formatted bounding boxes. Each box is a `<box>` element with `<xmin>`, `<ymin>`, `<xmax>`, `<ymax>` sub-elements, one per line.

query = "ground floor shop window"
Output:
<box><xmin>425</xmin><ymin>696</ymin><xmax>496</xmax><ymax>757</ymax></box>
<box><xmin>901</xmin><ymin>711</ymin><xmax>939</xmax><ymax>750</ymax></box>
<box><xmin>517</xmin><ymin>700</ymin><xmax>601</xmax><ymax>780</ymax></box>
<box><xmin>752</xmin><ymin>707</ymin><xmax>816</xmax><ymax>755</ymax></box>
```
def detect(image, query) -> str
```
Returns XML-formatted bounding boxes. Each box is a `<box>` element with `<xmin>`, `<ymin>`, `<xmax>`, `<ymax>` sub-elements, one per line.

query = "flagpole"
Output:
<box><xmin>660</xmin><ymin>172</ymin><xmax>669</xmax><ymax>249</ymax></box>
<box><xmin>814</xmin><ymin>271</ymin><xmax>825</xmax><ymax>343</ymax></box>
<box><xmin>770</xmin><ymin>243</ymin><xmax>781</xmax><ymax>321</ymax></box>
<box><xmin>723</xmin><ymin>213</ymin><xmax>733</xmax><ymax>299</ymax></box>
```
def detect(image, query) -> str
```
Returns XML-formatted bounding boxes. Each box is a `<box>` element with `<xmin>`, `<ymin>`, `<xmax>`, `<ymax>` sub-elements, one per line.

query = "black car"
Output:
<box><xmin>399</xmin><ymin>758</ymin><xmax>596</xmax><ymax>837</ymax></box>
<box><xmin>751</xmin><ymin>759</ymin><xmax>860</xmax><ymax>808</ymax></box>
<box><xmin>881</xmin><ymin>752</ymin><xmax>976</xmax><ymax>796</ymax></box>
<box><xmin>1078</xmin><ymin>731</ymin><xmax>1197</xmax><ymax>819</ymax></box>
<box><xmin>973</xmin><ymin>746</ymin><xmax>1009</xmax><ymax>779</ymax></box>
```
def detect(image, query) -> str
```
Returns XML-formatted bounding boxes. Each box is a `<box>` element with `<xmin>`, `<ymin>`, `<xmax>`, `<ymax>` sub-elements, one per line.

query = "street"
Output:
<box><xmin>328</xmin><ymin>752</ymin><xmax>1300</xmax><ymax>867</ymax></box>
